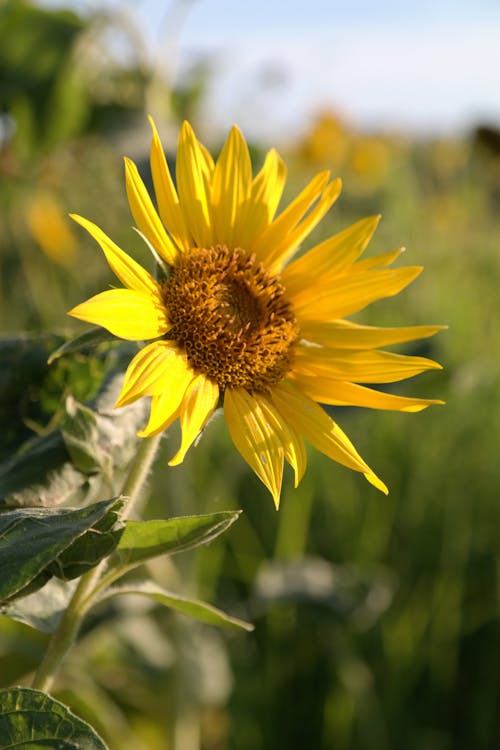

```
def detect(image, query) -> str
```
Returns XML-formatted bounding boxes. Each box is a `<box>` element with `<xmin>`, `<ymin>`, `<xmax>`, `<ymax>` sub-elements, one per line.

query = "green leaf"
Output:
<box><xmin>0</xmin><ymin>497</ymin><xmax>123</xmax><ymax>603</ymax></box>
<box><xmin>61</xmin><ymin>397</ymin><xmax>112</xmax><ymax>476</ymax></box>
<box><xmin>47</xmin><ymin>327</ymin><xmax>118</xmax><ymax>365</ymax></box>
<box><xmin>98</xmin><ymin>581</ymin><xmax>253</xmax><ymax>632</ymax></box>
<box><xmin>0</xmin><ymin>687</ymin><xmax>108</xmax><ymax>749</ymax></box>
<box><xmin>114</xmin><ymin>511</ymin><xmax>241</xmax><ymax>569</ymax></box>
<box><xmin>56</xmin><ymin>500</ymin><xmax>124</xmax><ymax>580</ymax></box>
<box><xmin>1</xmin><ymin>579</ymin><xmax>75</xmax><ymax>634</ymax></box>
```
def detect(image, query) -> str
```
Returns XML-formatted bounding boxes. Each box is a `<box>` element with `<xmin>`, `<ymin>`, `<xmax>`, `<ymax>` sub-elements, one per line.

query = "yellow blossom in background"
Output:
<box><xmin>26</xmin><ymin>192</ymin><xmax>77</xmax><ymax>266</ymax></box>
<box><xmin>69</xmin><ymin>118</ymin><xmax>444</xmax><ymax>507</ymax></box>
<box><xmin>350</xmin><ymin>135</ymin><xmax>391</xmax><ymax>190</ymax></box>
<box><xmin>298</xmin><ymin>111</ymin><xmax>350</xmax><ymax>168</ymax></box>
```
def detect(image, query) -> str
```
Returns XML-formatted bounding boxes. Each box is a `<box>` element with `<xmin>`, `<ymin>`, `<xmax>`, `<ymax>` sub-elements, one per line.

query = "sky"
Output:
<box><xmin>42</xmin><ymin>0</ymin><xmax>500</xmax><ymax>141</ymax></box>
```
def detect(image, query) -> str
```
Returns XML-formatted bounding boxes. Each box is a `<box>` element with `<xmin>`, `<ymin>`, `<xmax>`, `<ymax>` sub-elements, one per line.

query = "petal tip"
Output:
<box><xmin>364</xmin><ymin>472</ymin><xmax>389</xmax><ymax>495</ymax></box>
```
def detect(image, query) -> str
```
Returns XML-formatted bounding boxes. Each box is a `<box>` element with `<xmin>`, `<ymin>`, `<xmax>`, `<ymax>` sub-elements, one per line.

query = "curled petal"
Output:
<box><xmin>169</xmin><ymin>375</ymin><xmax>220</xmax><ymax>466</ymax></box>
<box><xmin>116</xmin><ymin>341</ymin><xmax>191</xmax><ymax>407</ymax></box>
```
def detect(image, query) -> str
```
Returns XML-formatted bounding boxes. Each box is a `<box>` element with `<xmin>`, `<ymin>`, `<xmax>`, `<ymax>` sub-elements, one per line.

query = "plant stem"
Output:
<box><xmin>31</xmin><ymin>433</ymin><xmax>163</xmax><ymax>692</ymax></box>
<box><xmin>120</xmin><ymin>432</ymin><xmax>163</xmax><ymax>521</ymax></box>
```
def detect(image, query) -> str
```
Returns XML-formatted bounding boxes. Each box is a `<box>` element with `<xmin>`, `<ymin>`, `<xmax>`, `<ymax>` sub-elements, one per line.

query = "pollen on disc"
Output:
<box><xmin>162</xmin><ymin>245</ymin><xmax>299</xmax><ymax>391</ymax></box>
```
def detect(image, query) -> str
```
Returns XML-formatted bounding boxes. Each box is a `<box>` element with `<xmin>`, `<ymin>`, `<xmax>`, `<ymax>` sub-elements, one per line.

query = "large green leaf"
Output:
<box><xmin>1</xmin><ymin>579</ymin><xmax>75</xmax><ymax>634</ymax></box>
<box><xmin>98</xmin><ymin>581</ymin><xmax>253</xmax><ymax>632</ymax></box>
<box><xmin>47</xmin><ymin>327</ymin><xmax>119</xmax><ymax>365</ymax></box>
<box><xmin>0</xmin><ymin>497</ymin><xmax>123</xmax><ymax>603</ymax></box>
<box><xmin>0</xmin><ymin>687</ymin><xmax>108</xmax><ymax>749</ymax></box>
<box><xmin>61</xmin><ymin>397</ymin><xmax>112</xmax><ymax>476</ymax></box>
<box><xmin>114</xmin><ymin>511</ymin><xmax>241</xmax><ymax>569</ymax></box>
<box><xmin>55</xmin><ymin>499</ymin><xmax>124</xmax><ymax>580</ymax></box>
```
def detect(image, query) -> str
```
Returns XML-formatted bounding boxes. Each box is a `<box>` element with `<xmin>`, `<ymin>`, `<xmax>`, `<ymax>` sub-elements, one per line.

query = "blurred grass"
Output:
<box><xmin>2</xmin><ymin>3</ymin><xmax>500</xmax><ymax>748</ymax></box>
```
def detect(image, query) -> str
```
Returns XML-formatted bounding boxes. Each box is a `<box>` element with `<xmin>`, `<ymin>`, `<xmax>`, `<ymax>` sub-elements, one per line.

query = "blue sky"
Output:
<box><xmin>43</xmin><ymin>0</ymin><xmax>500</xmax><ymax>140</ymax></box>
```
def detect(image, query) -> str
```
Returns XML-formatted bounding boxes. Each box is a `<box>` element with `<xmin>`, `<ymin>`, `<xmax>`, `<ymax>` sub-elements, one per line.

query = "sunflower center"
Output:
<box><xmin>162</xmin><ymin>245</ymin><xmax>299</xmax><ymax>391</ymax></box>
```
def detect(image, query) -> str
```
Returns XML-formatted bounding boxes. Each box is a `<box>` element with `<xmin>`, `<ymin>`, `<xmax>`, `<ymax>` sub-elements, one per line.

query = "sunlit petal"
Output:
<box><xmin>259</xmin><ymin>393</ymin><xmax>307</xmax><ymax>488</ymax></box>
<box><xmin>300</xmin><ymin>319</ymin><xmax>446</xmax><ymax>349</ymax></box>
<box><xmin>68</xmin><ymin>289</ymin><xmax>169</xmax><ymax>340</ymax></box>
<box><xmin>211</xmin><ymin>125</ymin><xmax>252</xmax><ymax>246</ymax></box>
<box><xmin>289</xmin><ymin>373</ymin><xmax>444</xmax><ymax>412</ymax></box>
<box><xmin>293</xmin><ymin>345</ymin><xmax>442</xmax><ymax>383</ymax></box>
<box><xmin>224</xmin><ymin>388</ymin><xmax>284</xmax><ymax>508</ymax></box>
<box><xmin>149</xmin><ymin>116</ymin><xmax>190</xmax><ymax>252</ymax></box>
<box><xmin>176</xmin><ymin>120</ymin><xmax>213</xmax><ymax>247</ymax></box>
<box><xmin>250</xmin><ymin>171</ymin><xmax>330</xmax><ymax>262</ymax></box>
<box><xmin>282</xmin><ymin>215</ymin><xmax>380</xmax><ymax>297</ymax></box>
<box><xmin>70</xmin><ymin>214</ymin><xmax>160</xmax><ymax>295</ymax></box>
<box><xmin>124</xmin><ymin>157</ymin><xmax>178</xmax><ymax>265</ymax></box>
<box><xmin>138</xmin><ymin>395</ymin><xmax>181</xmax><ymax>438</ymax></box>
<box><xmin>267</xmin><ymin>178</ymin><xmax>342</xmax><ymax>273</ymax></box>
<box><xmin>169</xmin><ymin>375</ymin><xmax>220</xmax><ymax>466</ymax></box>
<box><xmin>116</xmin><ymin>341</ymin><xmax>191</xmax><ymax>407</ymax></box>
<box><xmin>294</xmin><ymin>266</ymin><xmax>423</xmax><ymax>321</ymax></box>
<box><xmin>271</xmin><ymin>382</ymin><xmax>388</xmax><ymax>494</ymax></box>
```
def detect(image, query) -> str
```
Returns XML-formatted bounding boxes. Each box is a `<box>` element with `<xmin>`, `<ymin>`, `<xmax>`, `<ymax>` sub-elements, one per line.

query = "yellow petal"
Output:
<box><xmin>224</xmin><ymin>388</ymin><xmax>284</xmax><ymax>508</ymax></box>
<box><xmin>236</xmin><ymin>148</ymin><xmax>287</xmax><ymax>248</ymax></box>
<box><xmin>250</xmin><ymin>170</ymin><xmax>330</xmax><ymax>262</ymax></box>
<box><xmin>211</xmin><ymin>125</ymin><xmax>252</xmax><ymax>246</ymax></box>
<box><xmin>169</xmin><ymin>375</ymin><xmax>220</xmax><ymax>466</ymax></box>
<box><xmin>137</xmin><ymin>395</ymin><xmax>181</xmax><ymax>438</ymax></box>
<box><xmin>266</xmin><ymin>178</ymin><xmax>343</xmax><ymax>274</ymax></box>
<box><xmin>124</xmin><ymin>157</ymin><xmax>178</xmax><ymax>265</ymax></box>
<box><xmin>354</xmin><ymin>247</ymin><xmax>405</xmax><ymax>271</ymax></box>
<box><xmin>176</xmin><ymin>121</ymin><xmax>213</xmax><ymax>248</ymax></box>
<box><xmin>300</xmin><ymin>319</ymin><xmax>446</xmax><ymax>349</ymax></box>
<box><xmin>293</xmin><ymin>345</ymin><xmax>442</xmax><ymax>383</ymax></box>
<box><xmin>116</xmin><ymin>341</ymin><xmax>191</xmax><ymax>407</ymax></box>
<box><xmin>68</xmin><ymin>289</ymin><xmax>169</xmax><ymax>341</ymax></box>
<box><xmin>294</xmin><ymin>266</ymin><xmax>423</xmax><ymax>321</ymax></box>
<box><xmin>258</xmin><ymin>393</ymin><xmax>307</xmax><ymax>488</ymax></box>
<box><xmin>289</xmin><ymin>373</ymin><xmax>444</xmax><ymax>412</ymax></box>
<box><xmin>149</xmin><ymin>116</ymin><xmax>190</xmax><ymax>252</ymax></box>
<box><xmin>282</xmin><ymin>215</ymin><xmax>380</xmax><ymax>299</ymax></box>
<box><xmin>70</xmin><ymin>214</ymin><xmax>160</xmax><ymax>295</ymax></box>
<box><xmin>270</xmin><ymin>382</ymin><xmax>388</xmax><ymax>494</ymax></box>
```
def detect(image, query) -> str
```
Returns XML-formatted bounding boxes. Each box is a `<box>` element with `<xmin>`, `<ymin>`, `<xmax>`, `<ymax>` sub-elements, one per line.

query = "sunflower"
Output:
<box><xmin>69</xmin><ymin>118</ymin><xmax>443</xmax><ymax>507</ymax></box>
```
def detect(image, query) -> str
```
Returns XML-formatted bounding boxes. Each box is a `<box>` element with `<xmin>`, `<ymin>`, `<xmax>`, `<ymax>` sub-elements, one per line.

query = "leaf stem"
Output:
<box><xmin>31</xmin><ymin>433</ymin><xmax>163</xmax><ymax>692</ymax></box>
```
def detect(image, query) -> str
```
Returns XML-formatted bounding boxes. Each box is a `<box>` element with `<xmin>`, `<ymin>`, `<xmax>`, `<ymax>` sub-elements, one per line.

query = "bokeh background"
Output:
<box><xmin>1</xmin><ymin>1</ymin><xmax>500</xmax><ymax>748</ymax></box>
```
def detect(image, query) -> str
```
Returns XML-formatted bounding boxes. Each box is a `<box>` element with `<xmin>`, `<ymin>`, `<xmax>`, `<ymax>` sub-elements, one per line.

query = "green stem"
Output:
<box><xmin>120</xmin><ymin>432</ymin><xmax>163</xmax><ymax>521</ymax></box>
<box><xmin>31</xmin><ymin>433</ymin><xmax>163</xmax><ymax>692</ymax></box>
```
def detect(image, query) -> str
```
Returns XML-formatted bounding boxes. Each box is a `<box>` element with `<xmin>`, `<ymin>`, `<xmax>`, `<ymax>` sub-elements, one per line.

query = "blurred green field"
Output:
<box><xmin>1</xmin><ymin>2</ymin><xmax>500</xmax><ymax>749</ymax></box>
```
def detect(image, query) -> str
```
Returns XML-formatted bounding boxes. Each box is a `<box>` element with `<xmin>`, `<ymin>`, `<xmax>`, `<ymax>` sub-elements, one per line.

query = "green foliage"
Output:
<box><xmin>0</xmin><ymin>0</ymin><xmax>87</xmax><ymax>158</ymax></box>
<box><xmin>0</xmin><ymin>687</ymin><xmax>108</xmax><ymax>749</ymax></box>
<box><xmin>98</xmin><ymin>581</ymin><xmax>253</xmax><ymax>632</ymax></box>
<box><xmin>115</xmin><ymin>511</ymin><xmax>242</xmax><ymax>568</ymax></box>
<box><xmin>0</xmin><ymin>335</ymin><xmax>109</xmax><ymax>462</ymax></box>
<box><xmin>48</xmin><ymin>328</ymin><xmax>120</xmax><ymax>365</ymax></box>
<box><xmin>0</xmin><ymin>498</ymin><xmax>123</xmax><ymax>603</ymax></box>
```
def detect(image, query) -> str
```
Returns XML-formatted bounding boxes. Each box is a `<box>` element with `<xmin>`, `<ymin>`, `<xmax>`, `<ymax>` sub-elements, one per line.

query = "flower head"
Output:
<box><xmin>69</xmin><ymin>118</ymin><xmax>443</xmax><ymax>507</ymax></box>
